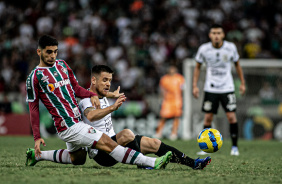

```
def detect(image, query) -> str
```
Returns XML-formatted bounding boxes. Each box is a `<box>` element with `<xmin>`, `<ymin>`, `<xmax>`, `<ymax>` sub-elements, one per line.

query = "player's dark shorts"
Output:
<box><xmin>202</xmin><ymin>91</ymin><xmax>236</xmax><ymax>114</ymax></box>
<box><xmin>93</xmin><ymin>135</ymin><xmax>143</xmax><ymax>167</ymax></box>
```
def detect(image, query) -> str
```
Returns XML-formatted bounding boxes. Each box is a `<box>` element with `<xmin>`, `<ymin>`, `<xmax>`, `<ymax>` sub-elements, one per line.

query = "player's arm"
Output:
<box><xmin>26</xmin><ymin>74</ymin><xmax>45</xmax><ymax>157</ymax></box>
<box><xmin>84</xmin><ymin>96</ymin><xmax>126</xmax><ymax>122</ymax></box>
<box><xmin>106</xmin><ymin>86</ymin><xmax>124</xmax><ymax>98</ymax></box>
<box><xmin>29</xmin><ymin>101</ymin><xmax>46</xmax><ymax>157</ymax></box>
<box><xmin>192</xmin><ymin>62</ymin><xmax>202</xmax><ymax>98</ymax></box>
<box><xmin>64</xmin><ymin>61</ymin><xmax>100</xmax><ymax>108</ymax></box>
<box><xmin>234</xmin><ymin>61</ymin><xmax>246</xmax><ymax>95</ymax></box>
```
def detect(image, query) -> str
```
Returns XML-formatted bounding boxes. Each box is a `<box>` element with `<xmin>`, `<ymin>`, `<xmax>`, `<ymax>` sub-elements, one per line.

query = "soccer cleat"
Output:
<box><xmin>196</xmin><ymin>150</ymin><xmax>209</xmax><ymax>155</ymax></box>
<box><xmin>230</xmin><ymin>146</ymin><xmax>239</xmax><ymax>156</ymax></box>
<box><xmin>154</xmin><ymin>151</ymin><xmax>172</xmax><ymax>169</ymax></box>
<box><xmin>25</xmin><ymin>148</ymin><xmax>38</xmax><ymax>166</ymax></box>
<box><xmin>193</xmin><ymin>156</ymin><xmax>211</xmax><ymax>170</ymax></box>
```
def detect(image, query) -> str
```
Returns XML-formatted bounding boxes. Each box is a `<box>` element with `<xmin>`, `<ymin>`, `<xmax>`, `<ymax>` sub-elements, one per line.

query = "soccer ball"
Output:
<box><xmin>197</xmin><ymin>128</ymin><xmax>223</xmax><ymax>153</ymax></box>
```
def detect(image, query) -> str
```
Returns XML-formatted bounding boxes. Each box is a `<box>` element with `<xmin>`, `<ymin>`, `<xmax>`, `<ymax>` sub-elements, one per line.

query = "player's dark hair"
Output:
<box><xmin>91</xmin><ymin>65</ymin><xmax>114</xmax><ymax>76</ymax></box>
<box><xmin>38</xmin><ymin>35</ymin><xmax>58</xmax><ymax>49</ymax></box>
<box><xmin>210</xmin><ymin>24</ymin><xmax>224</xmax><ymax>31</ymax></box>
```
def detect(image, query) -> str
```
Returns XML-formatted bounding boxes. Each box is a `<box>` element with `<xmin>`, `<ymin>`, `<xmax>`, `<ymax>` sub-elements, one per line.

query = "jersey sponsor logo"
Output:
<box><xmin>53</xmin><ymin>71</ymin><xmax>58</xmax><ymax>77</ymax></box>
<box><xmin>227</xmin><ymin>104</ymin><xmax>236</xmax><ymax>111</ymax></box>
<box><xmin>27</xmin><ymin>79</ymin><xmax>31</xmax><ymax>89</ymax></box>
<box><xmin>223</xmin><ymin>54</ymin><xmax>228</xmax><ymax>62</ymax></box>
<box><xmin>204</xmin><ymin>101</ymin><xmax>212</xmax><ymax>111</ymax></box>
<box><xmin>47</xmin><ymin>84</ymin><xmax>55</xmax><ymax>92</ymax></box>
<box><xmin>37</xmin><ymin>70</ymin><xmax>43</xmax><ymax>75</ymax></box>
<box><xmin>47</xmin><ymin>79</ymin><xmax>71</xmax><ymax>92</ymax></box>
<box><xmin>41</xmin><ymin>75</ymin><xmax>49</xmax><ymax>83</ymax></box>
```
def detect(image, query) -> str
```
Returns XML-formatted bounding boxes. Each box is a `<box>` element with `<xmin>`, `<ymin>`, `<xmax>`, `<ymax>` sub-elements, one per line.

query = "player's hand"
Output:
<box><xmin>34</xmin><ymin>138</ymin><xmax>46</xmax><ymax>158</ymax></box>
<box><xmin>112</xmin><ymin>95</ymin><xmax>126</xmax><ymax>110</ymax></box>
<box><xmin>109</xmin><ymin>86</ymin><xmax>124</xmax><ymax>98</ymax></box>
<box><xmin>193</xmin><ymin>86</ymin><xmax>200</xmax><ymax>98</ymax></box>
<box><xmin>91</xmin><ymin>95</ymin><xmax>101</xmax><ymax>109</ymax></box>
<box><xmin>239</xmin><ymin>84</ymin><xmax>246</xmax><ymax>95</ymax></box>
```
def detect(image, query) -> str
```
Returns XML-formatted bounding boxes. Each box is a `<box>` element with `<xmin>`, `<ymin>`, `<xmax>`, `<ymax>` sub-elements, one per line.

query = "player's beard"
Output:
<box><xmin>41</xmin><ymin>53</ymin><xmax>55</xmax><ymax>67</ymax></box>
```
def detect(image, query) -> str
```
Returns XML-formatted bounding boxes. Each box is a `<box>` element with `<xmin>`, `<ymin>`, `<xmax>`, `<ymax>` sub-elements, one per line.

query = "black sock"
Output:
<box><xmin>125</xmin><ymin>139</ymin><xmax>141</xmax><ymax>152</ymax></box>
<box><xmin>155</xmin><ymin>142</ymin><xmax>195</xmax><ymax>168</ymax></box>
<box><xmin>230</xmin><ymin>123</ymin><xmax>238</xmax><ymax>147</ymax></box>
<box><xmin>204</xmin><ymin>125</ymin><xmax>211</xmax><ymax>129</ymax></box>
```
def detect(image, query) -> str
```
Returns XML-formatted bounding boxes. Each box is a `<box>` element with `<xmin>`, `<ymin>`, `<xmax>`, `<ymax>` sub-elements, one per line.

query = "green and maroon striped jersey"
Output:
<box><xmin>26</xmin><ymin>60</ymin><xmax>93</xmax><ymax>139</ymax></box>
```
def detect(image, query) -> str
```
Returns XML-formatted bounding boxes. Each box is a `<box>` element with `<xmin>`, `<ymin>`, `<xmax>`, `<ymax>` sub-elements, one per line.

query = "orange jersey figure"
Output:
<box><xmin>159</xmin><ymin>73</ymin><xmax>185</xmax><ymax>118</ymax></box>
<box><xmin>155</xmin><ymin>65</ymin><xmax>185</xmax><ymax>140</ymax></box>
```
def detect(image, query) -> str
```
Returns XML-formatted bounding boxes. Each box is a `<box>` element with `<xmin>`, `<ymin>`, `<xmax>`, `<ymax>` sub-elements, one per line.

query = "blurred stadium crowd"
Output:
<box><xmin>0</xmin><ymin>0</ymin><xmax>281</xmax><ymax>114</ymax></box>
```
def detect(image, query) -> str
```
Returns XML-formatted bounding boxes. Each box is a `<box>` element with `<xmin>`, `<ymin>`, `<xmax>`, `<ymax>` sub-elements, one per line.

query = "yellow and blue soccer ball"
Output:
<box><xmin>197</xmin><ymin>128</ymin><xmax>223</xmax><ymax>153</ymax></box>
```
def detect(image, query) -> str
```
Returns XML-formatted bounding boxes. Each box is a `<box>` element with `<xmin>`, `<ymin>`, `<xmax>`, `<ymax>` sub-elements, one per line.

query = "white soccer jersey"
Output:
<box><xmin>79</xmin><ymin>97</ymin><xmax>116</xmax><ymax>137</ymax></box>
<box><xmin>195</xmin><ymin>41</ymin><xmax>239</xmax><ymax>93</ymax></box>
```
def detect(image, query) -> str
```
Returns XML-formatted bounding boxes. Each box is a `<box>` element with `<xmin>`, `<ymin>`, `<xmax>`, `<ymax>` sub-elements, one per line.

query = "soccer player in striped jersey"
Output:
<box><xmin>25</xmin><ymin>35</ymin><xmax>172</xmax><ymax>169</ymax></box>
<box><xmin>193</xmin><ymin>24</ymin><xmax>246</xmax><ymax>156</ymax></box>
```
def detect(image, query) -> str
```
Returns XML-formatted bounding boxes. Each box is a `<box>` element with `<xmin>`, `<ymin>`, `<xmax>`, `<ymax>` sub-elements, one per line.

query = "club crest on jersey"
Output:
<box><xmin>41</xmin><ymin>75</ymin><xmax>49</xmax><ymax>83</ymax></box>
<box><xmin>88</xmin><ymin>127</ymin><xmax>96</xmax><ymax>134</ymax></box>
<box><xmin>61</xmin><ymin>67</ymin><xmax>68</xmax><ymax>74</ymax></box>
<box><xmin>61</xmin><ymin>120</ymin><xmax>66</xmax><ymax>127</ymax></box>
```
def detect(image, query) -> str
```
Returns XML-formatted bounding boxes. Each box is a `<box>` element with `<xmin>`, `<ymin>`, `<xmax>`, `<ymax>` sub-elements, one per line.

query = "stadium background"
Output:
<box><xmin>0</xmin><ymin>0</ymin><xmax>281</xmax><ymax>140</ymax></box>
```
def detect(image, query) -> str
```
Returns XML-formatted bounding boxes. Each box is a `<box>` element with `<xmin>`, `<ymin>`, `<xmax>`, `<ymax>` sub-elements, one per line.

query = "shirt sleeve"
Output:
<box><xmin>79</xmin><ymin>98</ymin><xmax>94</xmax><ymax>113</ymax></box>
<box><xmin>195</xmin><ymin>45</ymin><xmax>205</xmax><ymax>63</ymax></box>
<box><xmin>63</xmin><ymin>60</ymin><xmax>97</xmax><ymax>98</ymax></box>
<box><xmin>232</xmin><ymin>43</ymin><xmax>240</xmax><ymax>62</ymax></box>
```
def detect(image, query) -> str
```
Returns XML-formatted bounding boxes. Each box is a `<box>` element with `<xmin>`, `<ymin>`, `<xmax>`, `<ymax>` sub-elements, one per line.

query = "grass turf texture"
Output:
<box><xmin>0</xmin><ymin>136</ymin><xmax>281</xmax><ymax>184</ymax></box>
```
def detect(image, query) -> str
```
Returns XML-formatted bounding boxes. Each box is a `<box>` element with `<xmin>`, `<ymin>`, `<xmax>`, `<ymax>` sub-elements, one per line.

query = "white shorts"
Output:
<box><xmin>58</xmin><ymin>122</ymin><xmax>103</xmax><ymax>153</ymax></box>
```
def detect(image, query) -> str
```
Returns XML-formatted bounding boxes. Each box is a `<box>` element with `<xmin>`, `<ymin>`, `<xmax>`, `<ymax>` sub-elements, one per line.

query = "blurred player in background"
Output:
<box><xmin>155</xmin><ymin>65</ymin><xmax>185</xmax><ymax>140</ymax></box>
<box><xmin>26</xmin><ymin>35</ymin><xmax>172</xmax><ymax>169</ymax></box>
<box><xmin>193</xmin><ymin>24</ymin><xmax>246</xmax><ymax>156</ymax></box>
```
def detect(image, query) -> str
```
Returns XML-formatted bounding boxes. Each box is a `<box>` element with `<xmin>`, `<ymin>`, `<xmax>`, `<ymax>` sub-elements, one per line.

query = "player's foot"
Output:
<box><xmin>25</xmin><ymin>148</ymin><xmax>38</xmax><ymax>166</ymax></box>
<box><xmin>196</xmin><ymin>150</ymin><xmax>209</xmax><ymax>155</ymax></box>
<box><xmin>193</xmin><ymin>156</ymin><xmax>211</xmax><ymax>170</ymax></box>
<box><xmin>154</xmin><ymin>151</ymin><xmax>172</xmax><ymax>169</ymax></box>
<box><xmin>169</xmin><ymin>134</ymin><xmax>177</xmax><ymax>141</ymax></box>
<box><xmin>230</xmin><ymin>146</ymin><xmax>239</xmax><ymax>156</ymax></box>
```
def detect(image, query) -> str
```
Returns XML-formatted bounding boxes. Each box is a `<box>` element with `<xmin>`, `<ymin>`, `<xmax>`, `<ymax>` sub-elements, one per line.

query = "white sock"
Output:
<box><xmin>109</xmin><ymin>145</ymin><xmax>156</xmax><ymax>167</ymax></box>
<box><xmin>37</xmin><ymin>149</ymin><xmax>72</xmax><ymax>164</ymax></box>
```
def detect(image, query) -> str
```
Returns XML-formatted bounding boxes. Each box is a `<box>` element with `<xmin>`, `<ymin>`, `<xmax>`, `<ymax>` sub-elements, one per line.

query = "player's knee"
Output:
<box><xmin>72</xmin><ymin>157</ymin><xmax>86</xmax><ymax>165</ymax></box>
<box><xmin>122</xmin><ymin>129</ymin><xmax>135</xmax><ymax>141</ymax></box>
<box><xmin>70</xmin><ymin>150</ymin><xmax>87</xmax><ymax>165</ymax></box>
<box><xmin>118</xmin><ymin>129</ymin><xmax>135</xmax><ymax>146</ymax></box>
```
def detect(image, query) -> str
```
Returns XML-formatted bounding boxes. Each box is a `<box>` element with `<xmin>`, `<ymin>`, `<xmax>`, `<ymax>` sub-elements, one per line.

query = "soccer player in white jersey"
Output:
<box><xmin>193</xmin><ymin>24</ymin><xmax>246</xmax><ymax>156</ymax></box>
<box><xmin>79</xmin><ymin>65</ymin><xmax>211</xmax><ymax>170</ymax></box>
<box><xmin>25</xmin><ymin>35</ymin><xmax>172</xmax><ymax>169</ymax></box>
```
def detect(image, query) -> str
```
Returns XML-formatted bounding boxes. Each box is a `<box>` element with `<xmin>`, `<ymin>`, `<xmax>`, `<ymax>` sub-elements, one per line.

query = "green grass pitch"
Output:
<box><xmin>0</xmin><ymin>136</ymin><xmax>281</xmax><ymax>184</ymax></box>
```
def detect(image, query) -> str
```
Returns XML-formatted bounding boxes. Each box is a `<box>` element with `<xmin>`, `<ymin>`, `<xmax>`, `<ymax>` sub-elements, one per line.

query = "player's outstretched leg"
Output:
<box><xmin>26</xmin><ymin>148</ymin><xmax>38</xmax><ymax>166</ymax></box>
<box><xmin>25</xmin><ymin>148</ymin><xmax>73</xmax><ymax>166</ymax></box>
<box><xmin>193</xmin><ymin>156</ymin><xmax>211</xmax><ymax>170</ymax></box>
